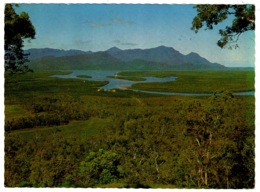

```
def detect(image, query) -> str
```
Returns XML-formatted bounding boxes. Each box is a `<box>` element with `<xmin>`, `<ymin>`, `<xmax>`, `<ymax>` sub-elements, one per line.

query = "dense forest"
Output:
<box><xmin>4</xmin><ymin>71</ymin><xmax>255</xmax><ymax>188</ymax></box>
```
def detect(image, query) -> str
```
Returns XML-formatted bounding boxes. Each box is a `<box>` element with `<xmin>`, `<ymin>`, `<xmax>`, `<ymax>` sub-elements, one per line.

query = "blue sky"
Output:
<box><xmin>16</xmin><ymin>4</ymin><xmax>255</xmax><ymax>67</ymax></box>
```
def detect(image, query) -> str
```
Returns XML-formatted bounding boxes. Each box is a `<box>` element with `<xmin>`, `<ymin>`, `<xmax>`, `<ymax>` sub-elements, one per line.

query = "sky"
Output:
<box><xmin>15</xmin><ymin>4</ymin><xmax>255</xmax><ymax>67</ymax></box>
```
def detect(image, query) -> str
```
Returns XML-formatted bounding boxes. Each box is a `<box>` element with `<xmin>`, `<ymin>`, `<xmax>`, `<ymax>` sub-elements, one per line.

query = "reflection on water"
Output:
<box><xmin>51</xmin><ymin>70</ymin><xmax>254</xmax><ymax>96</ymax></box>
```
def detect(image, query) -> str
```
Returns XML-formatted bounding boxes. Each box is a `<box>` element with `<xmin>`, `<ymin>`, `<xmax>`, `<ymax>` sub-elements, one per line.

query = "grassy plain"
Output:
<box><xmin>9</xmin><ymin>117</ymin><xmax>111</xmax><ymax>141</ymax></box>
<box><xmin>119</xmin><ymin>70</ymin><xmax>254</xmax><ymax>93</ymax></box>
<box><xmin>4</xmin><ymin>70</ymin><xmax>255</xmax><ymax>188</ymax></box>
<box><xmin>5</xmin><ymin>71</ymin><xmax>108</xmax><ymax>104</ymax></box>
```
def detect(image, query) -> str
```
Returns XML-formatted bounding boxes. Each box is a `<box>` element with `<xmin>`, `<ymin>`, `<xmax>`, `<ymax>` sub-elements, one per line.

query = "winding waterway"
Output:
<box><xmin>51</xmin><ymin>70</ymin><xmax>254</xmax><ymax>96</ymax></box>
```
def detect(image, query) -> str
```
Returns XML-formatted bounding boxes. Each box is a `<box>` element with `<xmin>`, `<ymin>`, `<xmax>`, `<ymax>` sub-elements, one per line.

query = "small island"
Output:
<box><xmin>107</xmin><ymin>75</ymin><xmax>146</xmax><ymax>82</ymax></box>
<box><xmin>77</xmin><ymin>75</ymin><xmax>92</xmax><ymax>78</ymax></box>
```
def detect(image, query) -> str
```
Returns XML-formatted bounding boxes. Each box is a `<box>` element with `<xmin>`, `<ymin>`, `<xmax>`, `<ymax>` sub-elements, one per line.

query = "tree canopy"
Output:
<box><xmin>5</xmin><ymin>4</ymin><xmax>36</xmax><ymax>73</ymax></box>
<box><xmin>191</xmin><ymin>5</ymin><xmax>255</xmax><ymax>49</ymax></box>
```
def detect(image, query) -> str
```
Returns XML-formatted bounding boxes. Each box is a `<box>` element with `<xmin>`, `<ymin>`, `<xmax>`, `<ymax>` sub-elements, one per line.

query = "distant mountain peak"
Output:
<box><xmin>155</xmin><ymin>45</ymin><xmax>172</xmax><ymax>49</ymax></box>
<box><xmin>187</xmin><ymin>52</ymin><xmax>200</xmax><ymax>56</ymax></box>
<box><xmin>150</xmin><ymin>45</ymin><xmax>179</xmax><ymax>53</ymax></box>
<box><xmin>150</xmin><ymin>45</ymin><xmax>173</xmax><ymax>49</ymax></box>
<box><xmin>106</xmin><ymin>47</ymin><xmax>122</xmax><ymax>53</ymax></box>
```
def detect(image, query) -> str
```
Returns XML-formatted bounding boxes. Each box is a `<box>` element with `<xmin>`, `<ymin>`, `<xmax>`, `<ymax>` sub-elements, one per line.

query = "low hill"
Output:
<box><xmin>28</xmin><ymin>52</ymin><xmax>122</xmax><ymax>70</ymax></box>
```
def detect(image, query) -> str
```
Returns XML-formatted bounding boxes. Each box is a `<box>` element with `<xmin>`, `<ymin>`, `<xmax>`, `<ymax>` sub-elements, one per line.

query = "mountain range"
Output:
<box><xmin>25</xmin><ymin>46</ymin><xmax>226</xmax><ymax>71</ymax></box>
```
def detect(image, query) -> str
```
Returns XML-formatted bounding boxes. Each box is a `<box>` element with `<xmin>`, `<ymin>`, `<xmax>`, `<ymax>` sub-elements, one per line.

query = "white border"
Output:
<box><xmin>0</xmin><ymin>1</ymin><xmax>258</xmax><ymax>192</ymax></box>
<box><xmin>1</xmin><ymin>0</ymin><xmax>258</xmax><ymax>3</ymax></box>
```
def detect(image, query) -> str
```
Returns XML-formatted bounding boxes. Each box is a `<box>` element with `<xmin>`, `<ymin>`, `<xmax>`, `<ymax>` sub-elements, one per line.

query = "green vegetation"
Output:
<box><xmin>5</xmin><ymin>71</ymin><xmax>255</xmax><ymax>188</ymax></box>
<box><xmin>107</xmin><ymin>75</ymin><xmax>145</xmax><ymax>81</ymax></box>
<box><xmin>9</xmin><ymin>118</ymin><xmax>111</xmax><ymax>142</ymax></box>
<box><xmin>118</xmin><ymin>70</ymin><xmax>254</xmax><ymax>93</ymax></box>
<box><xmin>5</xmin><ymin>105</ymin><xmax>33</xmax><ymax>122</ymax></box>
<box><xmin>77</xmin><ymin>75</ymin><xmax>92</xmax><ymax>78</ymax></box>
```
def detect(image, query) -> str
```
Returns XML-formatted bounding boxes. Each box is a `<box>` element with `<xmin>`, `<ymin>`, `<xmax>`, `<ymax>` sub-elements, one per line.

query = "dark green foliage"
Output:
<box><xmin>77</xmin><ymin>149</ymin><xmax>122</xmax><ymax>187</ymax></box>
<box><xmin>191</xmin><ymin>5</ymin><xmax>255</xmax><ymax>48</ymax></box>
<box><xmin>5</xmin><ymin>4</ymin><xmax>36</xmax><ymax>73</ymax></box>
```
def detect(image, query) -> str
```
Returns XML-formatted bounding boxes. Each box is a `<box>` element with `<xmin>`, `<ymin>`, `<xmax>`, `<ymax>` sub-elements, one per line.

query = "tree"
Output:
<box><xmin>191</xmin><ymin>5</ymin><xmax>255</xmax><ymax>48</ymax></box>
<box><xmin>77</xmin><ymin>149</ymin><xmax>122</xmax><ymax>187</ymax></box>
<box><xmin>5</xmin><ymin>4</ymin><xmax>36</xmax><ymax>73</ymax></box>
<box><xmin>183</xmin><ymin>93</ymin><xmax>254</xmax><ymax>188</ymax></box>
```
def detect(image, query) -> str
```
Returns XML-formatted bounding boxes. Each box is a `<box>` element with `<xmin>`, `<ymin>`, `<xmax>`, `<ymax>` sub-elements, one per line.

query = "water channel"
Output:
<box><xmin>51</xmin><ymin>70</ymin><xmax>254</xmax><ymax>96</ymax></box>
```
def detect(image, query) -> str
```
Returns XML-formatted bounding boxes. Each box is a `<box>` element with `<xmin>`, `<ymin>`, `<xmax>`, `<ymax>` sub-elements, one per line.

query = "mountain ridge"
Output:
<box><xmin>26</xmin><ymin>46</ymin><xmax>227</xmax><ymax>70</ymax></box>
<box><xmin>25</xmin><ymin>48</ymin><xmax>92</xmax><ymax>60</ymax></box>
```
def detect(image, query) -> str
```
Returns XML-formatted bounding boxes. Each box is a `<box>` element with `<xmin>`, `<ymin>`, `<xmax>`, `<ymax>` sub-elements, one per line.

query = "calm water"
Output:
<box><xmin>51</xmin><ymin>70</ymin><xmax>177</xmax><ymax>90</ymax></box>
<box><xmin>51</xmin><ymin>70</ymin><xmax>254</xmax><ymax>96</ymax></box>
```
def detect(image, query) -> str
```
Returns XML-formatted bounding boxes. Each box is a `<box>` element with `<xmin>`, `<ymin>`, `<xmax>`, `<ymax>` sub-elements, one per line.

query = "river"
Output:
<box><xmin>51</xmin><ymin>70</ymin><xmax>254</xmax><ymax>96</ymax></box>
